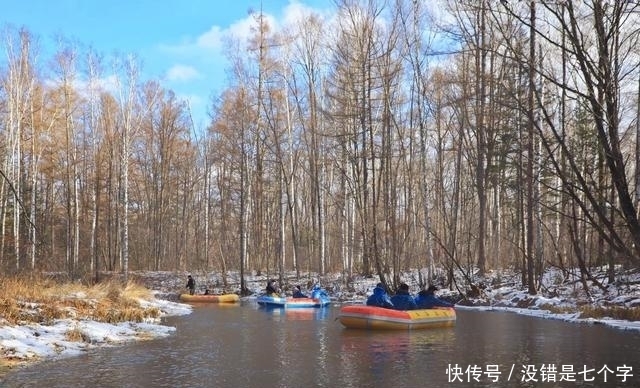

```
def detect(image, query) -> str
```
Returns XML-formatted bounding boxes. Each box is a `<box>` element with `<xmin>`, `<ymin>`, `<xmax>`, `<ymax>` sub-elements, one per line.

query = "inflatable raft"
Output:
<box><xmin>256</xmin><ymin>294</ymin><xmax>331</xmax><ymax>308</ymax></box>
<box><xmin>338</xmin><ymin>305</ymin><xmax>456</xmax><ymax>330</ymax></box>
<box><xmin>179</xmin><ymin>293</ymin><xmax>240</xmax><ymax>303</ymax></box>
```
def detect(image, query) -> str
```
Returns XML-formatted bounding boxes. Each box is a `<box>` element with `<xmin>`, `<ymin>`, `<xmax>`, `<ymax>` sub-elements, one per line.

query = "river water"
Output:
<box><xmin>1</xmin><ymin>303</ymin><xmax>639</xmax><ymax>388</ymax></box>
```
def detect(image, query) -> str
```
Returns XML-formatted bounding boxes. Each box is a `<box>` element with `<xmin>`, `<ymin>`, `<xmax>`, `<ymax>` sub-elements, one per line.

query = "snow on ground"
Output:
<box><xmin>450</xmin><ymin>267</ymin><xmax>640</xmax><ymax>332</ymax></box>
<box><xmin>0</xmin><ymin>293</ymin><xmax>191</xmax><ymax>367</ymax></box>
<box><xmin>457</xmin><ymin>304</ymin><xmax>640</xmax><ymax>332</ymax></box>
<box><xmin>1</xmin><ymin>266</ymin><xmax>639</xmax><ymax>370</ymax></box>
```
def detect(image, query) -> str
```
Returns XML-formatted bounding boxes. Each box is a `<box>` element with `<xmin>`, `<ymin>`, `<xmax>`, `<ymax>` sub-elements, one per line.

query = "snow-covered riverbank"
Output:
<box><xmin>2</xmin><ymin>267</ymin><xmax>639</xmax><ymax>373</ymax></box>
<box><xmin>0</xmin><ymin>292</ymin><xmax>191</xmax><ymax>371</ymax></box>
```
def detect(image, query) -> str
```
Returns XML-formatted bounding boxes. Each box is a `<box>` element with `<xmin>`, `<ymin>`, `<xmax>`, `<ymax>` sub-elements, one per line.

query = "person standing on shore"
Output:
<box><xmin>186</xmin><ymin>275</ymin><xmax>196</xmax><ymax>295</ymax></box>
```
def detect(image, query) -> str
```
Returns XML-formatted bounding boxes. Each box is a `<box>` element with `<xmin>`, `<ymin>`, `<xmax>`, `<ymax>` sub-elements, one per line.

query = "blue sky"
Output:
<box><xmin>1</xmin><ymin>0</ymin><xmax>331</xmax><ymax>128</ymax></box>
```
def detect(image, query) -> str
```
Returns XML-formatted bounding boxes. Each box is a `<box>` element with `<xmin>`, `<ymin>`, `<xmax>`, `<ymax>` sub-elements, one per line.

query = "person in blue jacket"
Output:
<box><xmin>390</xmin><ymin>283</ymin><xmax>417</xmax><ymax>310</ymax></box>
<box><xmin>311</xmin><ymin>284</ymin><xmax>328</xmax><ymax>299</ymax></box>
<box><xmin>366</xmin><ymin>283</ymin><xmax>394</xmax><ymax>308</ymax></box>
<box><xmin>415</xmin><ymin>285</ymin><xmax>454</xmax><ymax>309</ymax></box>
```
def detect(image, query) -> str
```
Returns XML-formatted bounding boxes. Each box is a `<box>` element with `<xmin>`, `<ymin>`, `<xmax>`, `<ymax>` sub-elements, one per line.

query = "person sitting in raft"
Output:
<box><xmin>292</xmin><ymin>285</ymin><xmax>307</xmax><ymax>298</ymax></box>
<box><xmin>415</xmin><ymin>285</ymin><xmax>454</xmax><ymax>309</ymax></box>
<box><xmin>311</xmin><ymin>284</ymin><xmax>328</xmax><ymax>299</ymax></box>
<box><xmin>390</xmin><ymin>283</ymin><xmax>417</xmax><ymax>310</ymax></box>
<box><xmin>266</xmin><ymin>279</ymin><xmax>280</xmax><ymax>296</ymax></box>
<box><xmin>366</xmin><ymin>282</ymin><xmax>394</xmax><ymax>309</ymax></box>
<box><xmin>186</xmin><ymin>275</ymin><xmax>196</xmax><ymax>295</ymax></box>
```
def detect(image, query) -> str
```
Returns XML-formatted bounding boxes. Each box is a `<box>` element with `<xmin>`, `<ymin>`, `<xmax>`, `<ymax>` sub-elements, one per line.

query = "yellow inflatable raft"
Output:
<box><xmin>338</xmin><ymin>305</ymin><xmax>456</xmax><ymax>330</ymax></box>
<box><xmin>179</xmin><ymin>293</ymin><xmax>240</xmax><ymax>303</ymax></box>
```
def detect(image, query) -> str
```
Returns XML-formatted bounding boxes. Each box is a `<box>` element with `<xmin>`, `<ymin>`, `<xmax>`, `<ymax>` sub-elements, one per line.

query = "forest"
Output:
<box><xmin>1</xmin><ymin>0</ymin><xmax>639</xmax><ymax>296</ymax></box>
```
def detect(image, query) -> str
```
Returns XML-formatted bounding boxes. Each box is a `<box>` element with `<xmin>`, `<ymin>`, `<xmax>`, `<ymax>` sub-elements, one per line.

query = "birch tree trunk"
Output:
<box><xmin>115</xmin><ymin>55</ymin><xmax>145</xmax><ymax>282</ymax></box>
<box><xmin>85</xmin><ymin>49</ymin><xmax>103</xmax><ymax>282</ymax></box>
<box><xmin>2</xmin><ymin>29</ymin><xmax>36</xmax><ymax>270</ymax></box>
<box><xmin>525</xmin><ymin>0</ymin><xmax>537</xmax><ymax>294</ymax></box>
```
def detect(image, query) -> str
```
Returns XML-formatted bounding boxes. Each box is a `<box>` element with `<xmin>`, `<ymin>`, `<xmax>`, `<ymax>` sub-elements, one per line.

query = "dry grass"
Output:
<box><xmin>64</xmin><ymin>326</ymin><xmax>88</xmax><ymax>343</ymax></box>
<box><xmin>538</xmin><ymin>303</ymin><xmax>577</xmax><ymax>314</ymax></box>
<box><xmin>0</xmin><ymin>275</ymin><xmax>160</xmax><ymax>326</ymax></box>
<box><xmin>539</xmin><ymin>303</ymin><xmax>640</xmax><ymax>321</ymax></box>
<box><xmin>579</xmin><ymin>306</ymin><xmax>640</xmax><ymax>321</ymax></box>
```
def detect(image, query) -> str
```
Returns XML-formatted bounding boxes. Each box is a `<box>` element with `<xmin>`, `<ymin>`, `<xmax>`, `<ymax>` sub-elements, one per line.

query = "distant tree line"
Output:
<box><xmin>1</xmin><ymin>1</ymin><xmax>639</xmax><ymax>297</ymax></box>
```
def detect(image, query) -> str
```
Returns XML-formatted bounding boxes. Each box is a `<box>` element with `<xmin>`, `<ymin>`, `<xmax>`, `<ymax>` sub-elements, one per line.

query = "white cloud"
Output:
<box><xmin>196</xmin><ymin>25</ymin><xmax>223</xmax><ymax>50</ymax></box>
<box><xmin>282</xmin><ymin>0</ymin><xmax>320</xmax><ymax>27</ymax></box>
<box><xmin>158</xmin><ymin>1</ymin><xmax>328</xmax><ymax>65</ymax></box>
<box><xmin>224</xmin><ymin>12</ymin><xmax>278</xmax><ymax>46</ymax></box>
<box><xmin>165</xmin><ymin>64</ymin><xmax>201</xmax><ymax>82</ymax></box>
<box><xmin>150</xmin><ymin>1</ymin><xmax>331</xmax><ymax>127</ymax></box>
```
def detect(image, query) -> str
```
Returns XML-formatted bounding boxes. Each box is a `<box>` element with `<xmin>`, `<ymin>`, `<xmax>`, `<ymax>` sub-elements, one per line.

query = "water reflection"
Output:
<box><xmin>338</xmin><ymin>328</ymin><xmax>456</xmax><ymax>386</ymax></box>
<box><xmin>258</xmin><ymin>305</ymin><xmax>330</xmax><ymax>321</ymax></box>
<box><xmin>1</xmin><ymin>308</ymin><xmax>639</xmax><ymax>388</ymax></box>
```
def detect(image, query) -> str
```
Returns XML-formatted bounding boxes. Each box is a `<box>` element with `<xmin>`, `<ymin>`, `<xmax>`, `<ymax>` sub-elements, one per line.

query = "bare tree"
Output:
<box><xmin>525</xmin><ymin>0</ymin><xmax>537</xmax><ymax>294</ymax></box>
<box><xmin>50</xmin><ymin>40</ymin><xmax>83</xmax><ymax>278</ymax></box>
<box><xmin>113</xmin><ymin>54</ymin><xmax>157</xmax><ymax>282</ymax></box>
<box><xmin>499</xmin><ymin>1</ymin><xmax>640</xmax><ymax>268</ymax></box>
<box><xmin>1</xmin><ymin>27</ymin><xmax>37</xmax><ymax>270</ymax></box>
<box><xmin>83</xmin><ymin>48</ymin><xmax>104</xmax><ymax>281</ymax></box>
<box><xmin>328</xmin><ymin>0</ymin><xmax>388</xmax><ymax>282</ymax></box>
<box><xmin>396</xmin><ymin>0</ymin><xmax>438</xmax><ymax>283</ymax></box>
<box><xmin>289</xmin><ymin>12</ymin><xmax>326</xmax><ymax>278</ymax></box>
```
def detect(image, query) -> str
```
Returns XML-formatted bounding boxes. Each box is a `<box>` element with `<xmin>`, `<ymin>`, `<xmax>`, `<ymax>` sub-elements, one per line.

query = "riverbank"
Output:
<box><xmin>1</xmin><ymin>266</ymin><xmax>639</xmax><ymax>375</ymax></box>
<box><xmin>114</xmin><ymin>268</ymin><xmax>640</xmax><ymax>331</ymax></box>
<box><xmin>0</xmin><ymin>276</ymin><xmax>190</xmax><ymax>374</ymax></box>
<box><xmin>136</xmin><ymin>266</ymin><xmax>640</xmax><ymax>322</ymax></box>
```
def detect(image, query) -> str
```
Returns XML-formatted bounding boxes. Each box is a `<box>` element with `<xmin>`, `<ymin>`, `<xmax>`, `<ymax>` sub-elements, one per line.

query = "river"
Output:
<box><xmin>1</xmin><ymin>303</ymin><xmax>639</xmax><ymax>387</ymax></box>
